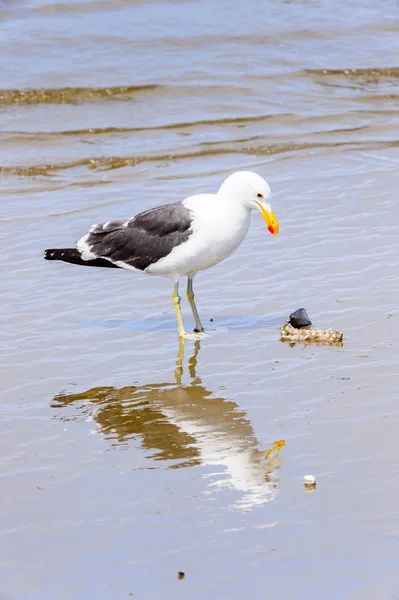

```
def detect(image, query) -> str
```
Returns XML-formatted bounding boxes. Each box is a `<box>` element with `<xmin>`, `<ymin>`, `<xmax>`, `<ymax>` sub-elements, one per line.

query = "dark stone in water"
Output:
<box><xmin>288</xmin><ymin>308</ymin><xmax>312</xmax><ymax>329</ymax></box>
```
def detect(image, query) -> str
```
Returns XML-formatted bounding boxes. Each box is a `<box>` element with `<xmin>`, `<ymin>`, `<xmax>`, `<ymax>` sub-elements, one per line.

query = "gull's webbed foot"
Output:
<box><xmin>180</xmin><ymin>331</ymin><xmax>209</xmax><ymax>341</ymax></box>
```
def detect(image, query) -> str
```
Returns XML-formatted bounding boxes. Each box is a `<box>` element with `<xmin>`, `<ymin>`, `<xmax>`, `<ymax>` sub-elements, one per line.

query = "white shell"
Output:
<box><xmin>303</xmin><ymin>475</ymin><xmax>316</xmax><ymax>485</ymax></box>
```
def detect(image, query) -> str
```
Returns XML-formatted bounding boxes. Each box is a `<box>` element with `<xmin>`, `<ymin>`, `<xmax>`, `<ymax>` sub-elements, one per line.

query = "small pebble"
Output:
<box><xmin>178</xmin><ymin>571</ymin><xmax>185</xmax><ymax>580</ymax></box>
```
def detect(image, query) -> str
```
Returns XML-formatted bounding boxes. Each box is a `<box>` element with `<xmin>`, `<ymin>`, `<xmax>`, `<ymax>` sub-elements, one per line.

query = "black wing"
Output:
<box><xmin>85</xmin><ymin>201</ymin><xmax>193</xmax><ymax>271</ymax></box>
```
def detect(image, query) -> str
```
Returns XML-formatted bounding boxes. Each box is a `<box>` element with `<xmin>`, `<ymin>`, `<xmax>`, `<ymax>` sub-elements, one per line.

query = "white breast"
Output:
<box><xmin>146</xmin><ymin>193</ymin><xmax>251</xmax><ymax>279</ymax></box>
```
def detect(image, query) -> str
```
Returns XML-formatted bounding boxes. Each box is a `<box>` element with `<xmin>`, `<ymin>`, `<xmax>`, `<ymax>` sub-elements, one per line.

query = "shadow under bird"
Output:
<box><xmin>44</xmin><ymin>171</ymin><xmax>279</xmax><ymax>338</ymax></box>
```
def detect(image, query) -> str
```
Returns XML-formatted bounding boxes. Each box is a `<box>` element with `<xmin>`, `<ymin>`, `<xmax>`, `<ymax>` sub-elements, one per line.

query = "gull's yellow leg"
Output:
<box><xmin>173</xmin><ymin>282</ymin><xmax>208</xmax><ymax>340</ymax></box>
<box><xmin>172</xmin><ymin>283</ymin><xmax>186</xmax><ymax>338</ymax></box>
<box><xmin>187</xmin><ymin>276</ymin><xmax>204</xmax><ymax>333</ymax></box>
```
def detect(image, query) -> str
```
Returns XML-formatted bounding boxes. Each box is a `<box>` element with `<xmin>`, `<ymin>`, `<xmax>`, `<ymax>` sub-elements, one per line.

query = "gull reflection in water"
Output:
<box><xmin>51</xmin><ymin>340</ymin><xmax>285</xmax><ymax>510</ymax></box>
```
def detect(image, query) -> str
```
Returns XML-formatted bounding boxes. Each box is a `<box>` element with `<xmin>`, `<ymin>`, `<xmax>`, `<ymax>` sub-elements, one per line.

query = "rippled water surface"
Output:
<box><xmin>1</xmin><ymin>0</ymin><xmax>399</xmax><ymax>598</ymax></box>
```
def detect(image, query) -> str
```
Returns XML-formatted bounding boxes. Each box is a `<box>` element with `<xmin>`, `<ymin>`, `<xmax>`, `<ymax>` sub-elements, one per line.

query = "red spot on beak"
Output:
<box><xmin>268</xmin><ymin>225</ymin><xmax>274</xmax><ymax>234</ymax></box>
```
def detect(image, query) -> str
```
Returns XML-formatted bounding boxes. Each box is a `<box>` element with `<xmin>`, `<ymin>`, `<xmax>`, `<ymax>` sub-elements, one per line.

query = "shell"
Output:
<box><xmin>280</xmin><ymin>322</ymin><xmax>343</xmax><ymax>346</ymax></box>
<box><xmin>303</xmin><ymin>475</ymin><xmax>316</xmax><ymax>485</ymax></box>
<box><xmin>288</xmin><ymin>308</ymin><xmax>312</xmax><ymax>329</ymax></box>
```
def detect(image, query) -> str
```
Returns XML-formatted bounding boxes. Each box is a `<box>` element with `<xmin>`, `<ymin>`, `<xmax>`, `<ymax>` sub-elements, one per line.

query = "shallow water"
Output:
<box><xmin>1</xmin><ymin>0</ymin><xmax>399</xmax><ymax>598</ymax></box>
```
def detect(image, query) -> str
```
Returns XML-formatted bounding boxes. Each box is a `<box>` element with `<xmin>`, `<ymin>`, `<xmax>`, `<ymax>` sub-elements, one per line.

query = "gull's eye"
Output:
<box><xmin>257</xmin><ymin>193</ymin><xmax>263</xmax><ymax>198</ymax></box>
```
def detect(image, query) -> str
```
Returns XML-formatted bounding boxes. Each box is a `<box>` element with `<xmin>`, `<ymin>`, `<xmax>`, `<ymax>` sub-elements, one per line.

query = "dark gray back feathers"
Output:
<box><xmin>86</xmin><ymin>201</ymin><xmax>193</xmax><ymax>271</ymax></box>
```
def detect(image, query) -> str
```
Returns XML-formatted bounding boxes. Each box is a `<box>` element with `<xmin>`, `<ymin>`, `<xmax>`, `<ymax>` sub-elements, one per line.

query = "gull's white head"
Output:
<box><xmin>218</xmin><ymin>171</ymin><xmax>279</xmax><ymax>236</ymax></box>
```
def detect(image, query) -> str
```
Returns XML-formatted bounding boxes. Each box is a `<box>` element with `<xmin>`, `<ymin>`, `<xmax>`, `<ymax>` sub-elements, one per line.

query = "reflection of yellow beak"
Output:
<box><xmin>256</xmin><ymin>201</ymin><xmax>279</xmax><ymax>236</ymax></box>
<box><xmin>265</xmin><ymin>439</ymin><xmax>285</xmax><ymax>459</ymax></box>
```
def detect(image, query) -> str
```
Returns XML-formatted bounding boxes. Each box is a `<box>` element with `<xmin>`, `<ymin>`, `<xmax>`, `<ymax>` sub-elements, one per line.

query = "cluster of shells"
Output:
<box><xmin>280</xmin><ymin>322</ymin><xmax>343</xmax><ymax>345</ymax></box>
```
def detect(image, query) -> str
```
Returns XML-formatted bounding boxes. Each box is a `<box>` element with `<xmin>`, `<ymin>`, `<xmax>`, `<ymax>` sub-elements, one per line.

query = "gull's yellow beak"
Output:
<box><xmin>256</xmin><ymin>201</ymin><xmax>279</xmax><ymax>236</ymax></box>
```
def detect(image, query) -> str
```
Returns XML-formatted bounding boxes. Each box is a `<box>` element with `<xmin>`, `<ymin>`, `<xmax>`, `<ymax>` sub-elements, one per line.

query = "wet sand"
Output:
<box><xmin>1</xmin><ymin>0</ymin><xmax>399</xmax><ymax>598</ymax></box>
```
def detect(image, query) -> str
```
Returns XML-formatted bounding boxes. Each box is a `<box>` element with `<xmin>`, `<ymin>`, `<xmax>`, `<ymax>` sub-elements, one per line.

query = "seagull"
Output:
<box><xmin>44</xmin><ymin>171</ymin><xmax>279</xmax><ymax>339</ymax></box>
